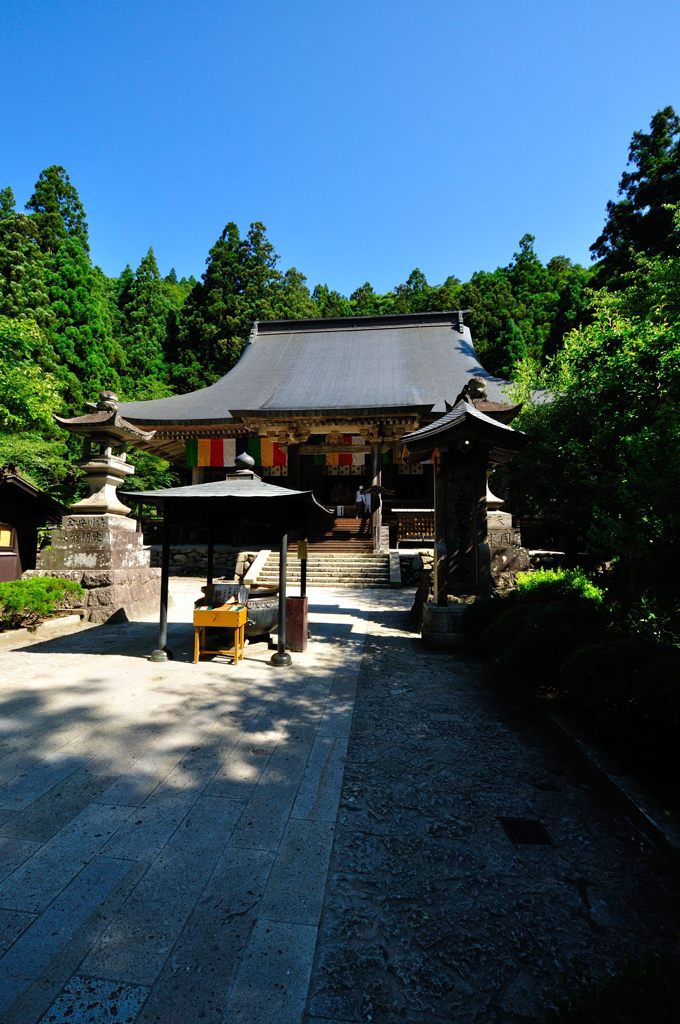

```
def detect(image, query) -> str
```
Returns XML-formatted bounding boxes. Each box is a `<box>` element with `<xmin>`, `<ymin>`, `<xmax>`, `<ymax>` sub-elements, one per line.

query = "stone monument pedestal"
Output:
<box><xmin>487</xmin><ymin>509</ymin><xmax>530</xmax><ymax>594</ymax></box>
<box><xmin>29</xmin><ymin>514</ymin><xmax>160</xmax><ymax>623</ymax></box>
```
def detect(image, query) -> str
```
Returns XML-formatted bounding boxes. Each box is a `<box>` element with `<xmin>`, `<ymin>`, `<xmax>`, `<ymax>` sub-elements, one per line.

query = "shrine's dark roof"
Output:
<box><xmin>118</xmin><ymin>312</ymin><xmax>512</xmax><ymax>427</ymax></box>
<box><xmin>402</xmin><ymin>397</ymin><xmax>529</xmax><ymax>465</ymax></box>
<box><xmin>0</xmin><ymin>465</ymin><xmax>66</xmax><ymax>522</ymax></box>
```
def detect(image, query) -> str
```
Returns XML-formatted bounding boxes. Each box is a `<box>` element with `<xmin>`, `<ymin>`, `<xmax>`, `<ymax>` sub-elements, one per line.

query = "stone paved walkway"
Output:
<box><xmin>0</xmin><ymin>585</ymin><xmax>677</xmax><ymax>1024</ymax></box>
<box><xmin>306</xmin><ymin>608</ymin><xmax>680</xmax><ymax>1023</ymax></box>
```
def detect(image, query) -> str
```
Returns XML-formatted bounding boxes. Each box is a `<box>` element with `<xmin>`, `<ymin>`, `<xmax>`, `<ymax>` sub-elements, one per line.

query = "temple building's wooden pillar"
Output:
<box><xmin>287</xmin><ymin>444</ymin><xmax>301</xmax><ymax>488</ymax></box>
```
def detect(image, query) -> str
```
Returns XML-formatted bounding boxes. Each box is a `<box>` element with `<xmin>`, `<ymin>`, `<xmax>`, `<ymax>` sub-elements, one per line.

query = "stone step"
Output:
<box><xmin>257</xmin><ymin>551</ymin><xmax>392</xmax><ymax>589</ymax></box>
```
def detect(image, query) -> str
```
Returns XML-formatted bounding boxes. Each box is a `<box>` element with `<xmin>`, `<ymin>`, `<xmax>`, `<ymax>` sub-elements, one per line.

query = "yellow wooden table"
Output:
<box><xmin>192</xmin><ymin>604</ymin><xmax>247</xmax><ymax>665</ymax></box>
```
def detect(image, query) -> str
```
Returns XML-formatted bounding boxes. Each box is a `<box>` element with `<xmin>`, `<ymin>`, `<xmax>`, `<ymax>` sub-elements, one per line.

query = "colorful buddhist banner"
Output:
<box><xmin>352</xmin><ymin>436</ymin><xmax>364</xmax><ymax>466</ymax></box>
<box><xmin>246</xmin><ymin>437</ymin><xmax>261</xmax><ymax>463</ymax></box>
<box><xmin>185</xmin><ymin>438</ymin><xmax>238</xmax><ymax>468</ymax></box>
<box><xmin>339</xmin><ymin>435</ymin><xmax>352</xmax><ymax>466</ymax></box>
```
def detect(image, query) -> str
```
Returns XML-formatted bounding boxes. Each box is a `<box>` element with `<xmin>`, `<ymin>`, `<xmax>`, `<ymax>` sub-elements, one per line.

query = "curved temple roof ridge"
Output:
<box><xmin>117</xmin><ymin>311</ymin><xmax>513</xmax><ymax>428</ymax></box>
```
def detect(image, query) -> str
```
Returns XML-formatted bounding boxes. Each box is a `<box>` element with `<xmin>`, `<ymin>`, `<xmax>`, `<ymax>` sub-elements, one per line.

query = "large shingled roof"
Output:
<box><xmin>119</xmin><ymin>312</ymin><xmax>511</xmax><ymax>427</ymax></box>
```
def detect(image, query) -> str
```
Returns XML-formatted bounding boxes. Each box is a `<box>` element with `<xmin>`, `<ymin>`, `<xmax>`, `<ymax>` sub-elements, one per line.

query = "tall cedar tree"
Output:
<box><xmin>0</xmin><ymin>187</ymin><xmax>53</xmax><ymax>330</ymax></box>
<box><xmin>42</xmin><ymin>239</ymin><xmax>121</xmax><ymax>413</ymax></box>
<box><xmin>591</xmin><ymin>106</ymin><xmax>680</xmax><ymax>286</ymax></box>
<box><xmin>174</xmin><ymin>222</ymin><xmax>284</xmax><ymax>389</ymax></box>
<box><xmin>115</xmin><ymin>248</ymin><xmax>172</xmax><ymax>398</ymax></box>
<box><xmin>25</xmin><ymin>165</ymin><xmax>89</xmax><ymax>254</ymax></box>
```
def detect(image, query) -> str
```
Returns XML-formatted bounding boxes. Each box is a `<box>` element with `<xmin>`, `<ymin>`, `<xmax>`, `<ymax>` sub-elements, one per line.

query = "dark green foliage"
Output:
<box><xmin>122</xmin><ymin>448</ymin><xmax>179</xmax><ymax>493</ymax></box>
<box><xmin>483</xmin><ymin>315</ymin><xmax>527</xmax><ymax>379</ymax></box>
<box><xmin>591</xmin><ymin>106</ymin><xmax>680</xmax><ymax>287</ymax></box>
<box><xmin>470</xmin><ymin>571</ymin><xmax>608</xmax><ymax>684</ymax></box>
<box><xmin>461</xmin><ymin>597</ymin><xmax>509</xmax><ymax>645</ymax></box>
<box><xmin>0</xmin><ymin>577</ymin><xmax>84</xmax><ymax>630</ymax></box>
<box><xmin>545</xmin><ymin>953</ymin><xmax>680</xmax><ymax>1023</ymax></box>
<box><xmin>558</xmin><ymin>635</ymin><xmax>680</xmax><ymax>716</ymax></box>
<box><xmin>494</xmin><ymin>598</ymin><xmax>607</xmax><ymax>682</ymax></box>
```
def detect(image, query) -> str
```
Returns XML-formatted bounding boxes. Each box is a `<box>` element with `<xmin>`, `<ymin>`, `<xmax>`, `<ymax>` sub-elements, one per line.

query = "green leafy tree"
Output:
<box><xmin>543</xmin><ymin>256</ymin><xmax>593</xmax><ymax>357</ymax></box>
<box><xmin>485</xmin><ymin>315</ymin><xmax>528</xmax><ymax>379</ymax></box>
<box><xmin>459</xmin><ymin>268</ymin><xmax>518</xmax><ymax>372</ymax></box>
<box><xmin>312</xmin><ymin>283</ymin><xmax>352</xmax><ymax>318</ymax></box>
<box><xmin>0</xmin><ymin>316</ymin><xmax>71</xmax><ymax>492</ymax></box>
<box><xmin>509</xmin><ymin>265</ymin><xmax>680</xmax><ymax>598</ymax></box>
<box><xmin>506</xmin><ymin>234</ymin><xmax>558</xmax><ymax>361</ymax></box>
<box><xmin>25</xmin><ymin>165</ymin><xmax>89</xmax><ymax>254</ymax></box>
<box><xmin>273</xmin><ymin>267</ymin><xmax>317</xmax><ymax>320</ymax></box>
<box><xmin>591</xmin><ymin>106</ymin><xmax>680</xmax><ymax>286</ymax></box>
<box><xmin>350</xmin><ymin>281</ymin><xmax>381</xmax><ymax>315</ymax></box>
<box><xmin>392</xmin><ymin>267</ymin><xmax>434</xmax><ymax>313</ymax></box>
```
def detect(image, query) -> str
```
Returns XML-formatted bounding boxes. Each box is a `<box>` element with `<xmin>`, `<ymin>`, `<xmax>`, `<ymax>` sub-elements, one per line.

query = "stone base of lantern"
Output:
<box><xmin>26</xmin><ymin>513</ymin><xmax>160</xmax><ymax>623</ymax></box>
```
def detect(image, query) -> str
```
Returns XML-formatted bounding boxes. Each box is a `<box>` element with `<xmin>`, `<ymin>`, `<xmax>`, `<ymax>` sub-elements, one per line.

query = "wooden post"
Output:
<box><xmin>150</xmin><ymin>516</ymin><xmax>170</xmax><ymax>660</ymax></box>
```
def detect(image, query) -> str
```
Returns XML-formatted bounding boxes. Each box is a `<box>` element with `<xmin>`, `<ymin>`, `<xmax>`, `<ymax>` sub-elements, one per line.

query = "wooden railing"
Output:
<box><xmin>393</xmin><ymin>509</ymin><xmax>434</xmax><ymax>547</ymax></box>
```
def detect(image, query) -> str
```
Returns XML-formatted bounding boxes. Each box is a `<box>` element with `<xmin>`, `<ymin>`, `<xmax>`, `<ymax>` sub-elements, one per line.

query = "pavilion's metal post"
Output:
<box><xmin>300</xmin><ymin>549</ymin><xmax>307</xmax><ymax>598</ymax></box>
<box><xmin>206</xmin><ymin>527</ymin><xmax>215</xmax><ymax>588</ymax></box>
<box><xmin>150</xmin><ymin>517</ymin><xmax>170</xmax><ymax>661</ymax></box>
<box><xmin>271</xmin><ymin>531</ymin><xmax>292</xmax><ymax>667</ymax></box>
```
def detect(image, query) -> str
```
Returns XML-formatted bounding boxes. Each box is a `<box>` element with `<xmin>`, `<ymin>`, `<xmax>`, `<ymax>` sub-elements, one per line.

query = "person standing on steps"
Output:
<box><xmin>355</xmin><ymin>484</ymin><xmax>365</xmax><ymax>519</ymax></box>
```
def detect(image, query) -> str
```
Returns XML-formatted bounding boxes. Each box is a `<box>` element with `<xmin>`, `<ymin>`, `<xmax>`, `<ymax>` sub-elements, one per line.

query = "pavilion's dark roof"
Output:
<box><xmin>118</xmin><ymin>312</ymin><xmax>512</xmax><ymax>427</ymax></box>
<box><xmin>122</xmin><ymin>473</ymin><xmax>331</xmax><ymax>513</ymax></box>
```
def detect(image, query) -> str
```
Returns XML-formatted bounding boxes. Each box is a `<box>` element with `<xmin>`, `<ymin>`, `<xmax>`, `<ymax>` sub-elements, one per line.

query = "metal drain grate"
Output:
<box><xmin>498</xmin><ymin>817</ymin><xmax>553</xmax><ymax>845</ymax></box>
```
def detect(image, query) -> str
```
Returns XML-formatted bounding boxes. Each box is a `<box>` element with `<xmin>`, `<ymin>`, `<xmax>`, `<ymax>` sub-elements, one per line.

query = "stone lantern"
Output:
<box><xmin>32</xmin><ymin>392</ymin><xmax>161</xmax><ymax>622</ymax></box>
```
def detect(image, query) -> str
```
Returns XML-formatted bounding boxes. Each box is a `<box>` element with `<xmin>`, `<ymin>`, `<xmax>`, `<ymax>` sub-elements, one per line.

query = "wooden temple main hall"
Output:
<box><xmin>118</xmin><ymin>311</ymin><xmax>518</xmax><ymax>549</ymax></box>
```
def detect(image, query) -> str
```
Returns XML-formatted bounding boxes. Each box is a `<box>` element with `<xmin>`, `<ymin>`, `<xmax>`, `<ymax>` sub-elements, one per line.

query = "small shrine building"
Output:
<box><xmin>118</xmin><ymin>311</ymin><xmax>519</xmax><ymax>548</ymax></box>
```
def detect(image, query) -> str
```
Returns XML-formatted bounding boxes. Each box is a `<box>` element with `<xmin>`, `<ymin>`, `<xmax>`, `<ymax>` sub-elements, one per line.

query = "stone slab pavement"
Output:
<box><xmin>0</xmin><ymin>583</ymin><xmax>676</xmax><ymax>1023</ymax></box>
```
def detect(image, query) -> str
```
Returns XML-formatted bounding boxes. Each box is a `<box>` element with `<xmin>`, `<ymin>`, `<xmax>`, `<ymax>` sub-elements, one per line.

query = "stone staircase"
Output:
<box><xmin>255</xmin><ymin>550</ymin><xmax>392</xmax><ymax>589</ymax></box>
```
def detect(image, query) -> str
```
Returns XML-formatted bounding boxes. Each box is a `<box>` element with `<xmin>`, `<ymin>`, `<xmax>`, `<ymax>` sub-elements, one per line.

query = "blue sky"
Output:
<box><xmin>3</xmin><ymin>0</ymin><xmax>679</xmax><ymax>294</ymax></box>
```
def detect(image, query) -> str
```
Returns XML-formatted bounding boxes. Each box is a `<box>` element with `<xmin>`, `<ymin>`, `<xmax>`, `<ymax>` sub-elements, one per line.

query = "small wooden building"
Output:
<box><xmin>0</xmin><ymin>465</ymin><xmax>66</xmax><ymax>581</ymax></box>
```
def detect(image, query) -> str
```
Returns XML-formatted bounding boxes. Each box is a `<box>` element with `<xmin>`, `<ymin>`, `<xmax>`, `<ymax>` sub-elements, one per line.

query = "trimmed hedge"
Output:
<box><xmin>461</xmin><ymin>569</ymin><xmax>608</xmax><ymax>685</ymax></box>
<box><xmin>0</xmin><ymin>577</ymin><xmax>84</xmax><ymax>630</ymax></box>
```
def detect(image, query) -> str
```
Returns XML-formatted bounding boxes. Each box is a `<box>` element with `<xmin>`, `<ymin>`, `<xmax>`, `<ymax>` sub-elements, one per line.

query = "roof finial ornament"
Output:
<box><xmin>453</xmin><ymin>377</ymin><xmax>488</xmax><ymax>406</ymax></box>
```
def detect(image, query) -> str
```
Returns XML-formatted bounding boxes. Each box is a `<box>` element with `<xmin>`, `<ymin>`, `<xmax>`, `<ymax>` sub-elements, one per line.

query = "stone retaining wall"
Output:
<box><xmin>148</xmin><ymin>546</ymin><xmax>259</xmax><ymax>579</ymax></box>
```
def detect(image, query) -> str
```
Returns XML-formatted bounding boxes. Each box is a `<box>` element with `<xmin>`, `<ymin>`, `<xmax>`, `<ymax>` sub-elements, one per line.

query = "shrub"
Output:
<box><xmin>493</xmin><ymin>598</ymin><xmax>608</xmax><ymax>684</ymax></box>
<box><xmin>515</xmin><ymin>567</ymin><xmax>604</xmax><ymax>605</ymax></box>
<box><xmin>558</xmin><ymin>635</ymin><xmax>680</xmax><ymax>720</ymax></box>
<box><xmin>0</xmin><ymin>577</ymin><xmax>84</xmax><ymax>630</ymax></box>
